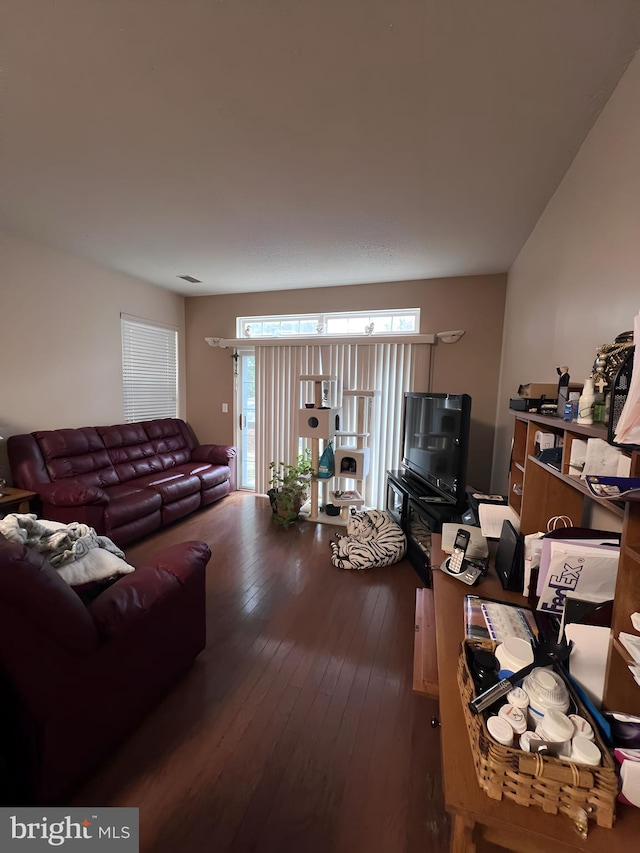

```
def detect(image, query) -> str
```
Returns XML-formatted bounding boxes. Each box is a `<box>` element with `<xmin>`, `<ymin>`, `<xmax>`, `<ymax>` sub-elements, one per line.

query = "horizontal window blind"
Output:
<box><xmin>121</xmin><ymin>317</ymin><xmax>178</xmax><ymax>422</ymax></box>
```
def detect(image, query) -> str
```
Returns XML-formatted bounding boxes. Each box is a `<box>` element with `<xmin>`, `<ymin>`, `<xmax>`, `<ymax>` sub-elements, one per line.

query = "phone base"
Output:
<box><xmin>441</xmin><ymin>557</ymin><xmax>482</xmax><ymax>586</ymax></box>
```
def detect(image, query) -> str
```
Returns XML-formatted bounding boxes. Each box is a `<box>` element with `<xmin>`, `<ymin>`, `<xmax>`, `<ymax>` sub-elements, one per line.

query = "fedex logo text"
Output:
<box><xmin>539</xmin><ymin>558</ymin><xmax>585</xmax><ymax>614</ymax></box>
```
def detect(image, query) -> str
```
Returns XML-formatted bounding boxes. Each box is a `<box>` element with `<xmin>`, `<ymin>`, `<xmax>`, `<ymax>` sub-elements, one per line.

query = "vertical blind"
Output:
<box><xmin>121</xmin><ymin>316</ymin><xmax>178</xmax><ymax>422</ymax></box>
<box><xmin>254</xmin><ymin>342</ymin><xmax>431</xmax><ymax>508</ymax></box>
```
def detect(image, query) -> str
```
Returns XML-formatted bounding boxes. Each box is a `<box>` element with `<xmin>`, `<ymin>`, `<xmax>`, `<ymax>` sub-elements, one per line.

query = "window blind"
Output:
<box><xmin>121</xmin><ymin>316</ymin><xmax>178</xmax><ymax>422</ymax></box>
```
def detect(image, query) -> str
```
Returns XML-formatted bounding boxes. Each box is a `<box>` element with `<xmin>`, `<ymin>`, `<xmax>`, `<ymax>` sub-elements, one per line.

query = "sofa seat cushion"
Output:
<box><xmin>185</xmin><ymin>462</ymin><xmax>231</xmax><ymax>489</ymax></box>
<box><xmin>102</xmin><ymin>484</ymin><xmax>162</xmax><ymax>527</ymax></box>
<box><xmin>132</xmin><ymin>471</ymin><xmax>201</xmax><ymax>503</ymax></box>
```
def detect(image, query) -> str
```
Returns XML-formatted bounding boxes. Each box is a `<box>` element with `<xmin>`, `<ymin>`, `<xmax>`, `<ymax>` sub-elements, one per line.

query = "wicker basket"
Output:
<box><xmin>458</xmin><ymin>638</ymin><xmax>619</xmax><ymax>835</ymax></box>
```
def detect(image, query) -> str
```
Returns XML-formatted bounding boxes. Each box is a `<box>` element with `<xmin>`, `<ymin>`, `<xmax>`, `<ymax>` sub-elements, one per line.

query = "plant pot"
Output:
<box><xmin>267</xmin><ymin>488</ymin><xmax>307</xmax><ymax>527</ymax></box>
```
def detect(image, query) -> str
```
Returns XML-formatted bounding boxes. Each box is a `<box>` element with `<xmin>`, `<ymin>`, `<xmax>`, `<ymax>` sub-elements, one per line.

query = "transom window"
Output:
<box><xmin>236</xmin><ymin>309</ymin><xmax>420</xmax><ymax>339</ymax></box>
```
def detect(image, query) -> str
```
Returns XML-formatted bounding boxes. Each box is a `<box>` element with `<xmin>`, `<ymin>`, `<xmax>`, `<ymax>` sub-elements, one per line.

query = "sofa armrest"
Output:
<box><xmin>191</xmin><ymin>444</ymin><xmax>237</xmax><ymax>466</ymax></box>
<box><xmin>136</xmin><ymin>540</ymin><xmax>212</xmax><ymax>581</ymax></box>
<box><xmin>88</xmin><ymin>541</ymin><xmax>210</xmax><ymax>640</ymax></box>
<box><xmin>191</xmin><ymin>444</ymin><xmax>237</xmax><ymax>491</ymax></box>
<box><xmin>39</xmin><ymin>482</ymin><xmax>109</xmax><ymax>508</ymax></box>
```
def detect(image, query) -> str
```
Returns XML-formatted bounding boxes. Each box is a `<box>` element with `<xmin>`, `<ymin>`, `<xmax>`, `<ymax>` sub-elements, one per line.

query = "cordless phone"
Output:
<box><xmin>441</xmin><ymin>528</ymin><xmax>483</xmax><ymax>585</ymax></box>
<box><xmin>449</xmin><ymin>528</ymin><xmax>471</xmax><ymax>574</ymax></box>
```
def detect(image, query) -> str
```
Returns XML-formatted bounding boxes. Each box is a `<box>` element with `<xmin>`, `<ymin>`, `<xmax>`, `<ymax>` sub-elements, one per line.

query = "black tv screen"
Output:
<box><xmin>402</xmin><ymin>392</ymin><xmax>471</xmax><ymax>505</ymax></box>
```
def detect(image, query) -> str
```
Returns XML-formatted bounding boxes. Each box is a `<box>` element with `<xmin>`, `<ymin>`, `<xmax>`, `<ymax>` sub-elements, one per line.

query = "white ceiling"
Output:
<box><xmin>2</xmin><ymin>1</ymin><xmax>640</xmax><ymax>296</ymax></box>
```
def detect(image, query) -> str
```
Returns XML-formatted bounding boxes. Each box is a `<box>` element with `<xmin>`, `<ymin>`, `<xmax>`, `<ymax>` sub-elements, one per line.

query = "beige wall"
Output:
<box><xmin>186</xmin><ymin>274</ymin><xmax>507</xmax><ymax>492</ymax></box>
<box><xmin>493</xmin><ymin>50</ymin><xmax>640</xmax><ymax>494</ymax></box>
<box><xmin>0</xmin><ymin>231</ymin><xmax>185</xmax><ymax>482</ymax></box>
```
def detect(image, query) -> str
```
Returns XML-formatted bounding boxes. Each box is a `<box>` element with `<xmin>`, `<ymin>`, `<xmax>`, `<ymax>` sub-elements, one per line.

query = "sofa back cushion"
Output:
<box><xmin>17</xmin><ymin>419</ymin><xmax>200</xmax><ymax>489</ymax></box>
<box><xmin>0</xmin><ymin>534</ymin><xmax>99</xmax><ymax>655</ymax></box>
<box><xmin>97</xmin><ymin>420</ymin><xmax>194</xmax><ymax>482</ymax></box>
<box><xmin>97</xmin><ymin>422</ymin><xmax>164</xmax><ymax>483</ymax></box>
<box><xmin>142</xmin><ymin>419</ymin><xmax>194</xmax><ymax>467</ymax></box>
<box><xmin>34</xmin><ymin>428</ymin><xmax>119</xmax><ymax>488</ymax></box>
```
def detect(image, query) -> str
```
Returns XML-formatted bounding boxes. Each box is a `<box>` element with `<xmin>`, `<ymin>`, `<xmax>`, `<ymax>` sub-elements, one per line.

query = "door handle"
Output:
<box><xmin>239</xmin><ymin>414</ymin><xmax>243</xmax><ymax>431</ymax></box>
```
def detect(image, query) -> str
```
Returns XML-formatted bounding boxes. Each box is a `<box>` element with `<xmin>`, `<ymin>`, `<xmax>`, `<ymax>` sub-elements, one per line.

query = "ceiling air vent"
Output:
<box><xmin>177</xmin><ymin>274</ymin><xmax>202</xmax><ymax>284</ymax></box>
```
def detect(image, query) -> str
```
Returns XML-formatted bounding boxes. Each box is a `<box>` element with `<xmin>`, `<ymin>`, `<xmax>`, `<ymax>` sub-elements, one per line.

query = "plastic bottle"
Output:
<box><xmin>567</xmin><ymin>391</ymin><xmax>580</xmax><ymax>421</ymax></box>
<box><xmin>487</xmin><ymin>716</ymin><xmax>514</xmax><ymax>747</ymax></box>
<box><xmin>577</xmin><ymin>379</ymin><xmax>595</xmax><ymax>425</ymax></box>
<box><xmin>593</xmin><ymin>393</ymin><xmax>606</xmax><ymax>423</ymax></box>
<box><xmin>569</xmin><ymin>714</ymin><xmax>595</xmax><ymax>742</ymax></box>
<box><xmin>570</xmin><ymin>736</ymin><xmax>601</xmax><ymax>766</ymax></box>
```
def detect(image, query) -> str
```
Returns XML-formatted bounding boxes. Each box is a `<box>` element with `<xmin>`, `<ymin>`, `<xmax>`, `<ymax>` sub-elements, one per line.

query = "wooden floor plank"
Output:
<box><xmin>73</xmin><ymin>493</ymin><xmax>449</xmax><ymax>852</ymax></box>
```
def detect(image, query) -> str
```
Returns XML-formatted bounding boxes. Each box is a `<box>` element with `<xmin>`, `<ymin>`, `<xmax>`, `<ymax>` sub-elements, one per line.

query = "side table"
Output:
<box><xmin>0</xmin><ymin>487</ymin><xmax>38</xmax><ymax>515</ymax></box>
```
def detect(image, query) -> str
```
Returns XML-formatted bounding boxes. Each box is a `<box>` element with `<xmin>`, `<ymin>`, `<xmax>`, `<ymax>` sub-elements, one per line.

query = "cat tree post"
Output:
<box><xmin>298</xmin><ymin>375</ymin><xmax>340</xmax><ymax>520</ymax></box>
<box><xmin>331</xmin><ymin>390</ymin><xmax>378</xmax><ymax>520</ymax></box>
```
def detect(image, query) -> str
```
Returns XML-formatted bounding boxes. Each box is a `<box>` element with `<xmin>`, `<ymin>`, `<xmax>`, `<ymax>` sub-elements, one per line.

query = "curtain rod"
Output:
<box><xmin>204</xmin><ymin>333</ymin><xmax>456</xmax><ymax>348</ymax></box>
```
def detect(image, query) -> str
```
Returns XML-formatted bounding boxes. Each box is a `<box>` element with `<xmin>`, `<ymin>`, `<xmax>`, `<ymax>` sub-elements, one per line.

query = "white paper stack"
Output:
<box><xmin>619</xmin><ymin>632</ymin><xmax>640</xmax><ymax>665</ymax></box>
<box><xmin>629</xmin><ymin>666</ymin><xmax>640</xmax><ymax>688</ymax></box>
<box><xmin>580</xmin><ymin>437</ymin><xmax>631</xmax><ymax>479</ymax></box>
<box><xmin>478</xmin><ymin>503</ymin><xmax>519</xmax><ymax>539</ymax></box>
<box><xmin>565</xmin><ymin>623</ymin><xmax>610</xmax><ymax>708</ymax></box>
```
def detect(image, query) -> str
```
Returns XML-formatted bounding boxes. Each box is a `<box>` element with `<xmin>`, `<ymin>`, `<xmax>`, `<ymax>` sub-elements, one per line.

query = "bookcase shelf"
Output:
<box><xmin>508</xmin><ymin>411</ymin><xmax>640</xmax><ymax>715</ymax></box>
<box><xmin>625</xmin><ymin>545</ymin><xmax>640</xmax><ymax>566</ymax></box>
<box><xmin>525</xmin><ymin>456</ymin><xmax>626</xmax><ymax>519</ymax></box>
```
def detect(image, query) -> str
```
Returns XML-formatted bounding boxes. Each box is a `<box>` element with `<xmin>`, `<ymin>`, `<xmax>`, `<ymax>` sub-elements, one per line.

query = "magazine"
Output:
<box><xmin>465</xmin><ymin>594</ymin><xmax>537</xmax><ymax>643</ymax></box>
<box><xmin>584</xmin><ymin>475</ymin><xmax>640</xmax><ymax>501</ymax></box>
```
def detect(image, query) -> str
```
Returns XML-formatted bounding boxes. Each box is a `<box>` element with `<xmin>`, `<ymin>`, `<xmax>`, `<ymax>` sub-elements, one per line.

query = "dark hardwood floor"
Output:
<box><xmin>73</xmin><ymin>492</ymin><xmax>449</xmax><ymax>852</ymax></box>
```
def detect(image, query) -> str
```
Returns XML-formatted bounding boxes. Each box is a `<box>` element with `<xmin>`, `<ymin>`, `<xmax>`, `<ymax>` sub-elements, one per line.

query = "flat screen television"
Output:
<box><xmin>401</xmin><ymin>392</ymin><xmax>472</xmax><ymax>506</ymax></box>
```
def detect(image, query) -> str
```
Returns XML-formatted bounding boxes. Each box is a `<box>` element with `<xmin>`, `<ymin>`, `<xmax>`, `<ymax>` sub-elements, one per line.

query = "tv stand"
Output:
<box><xmin>386</xmin><ymin>470</ymin><xmax>463</xmax><ymax>586</ymax></box>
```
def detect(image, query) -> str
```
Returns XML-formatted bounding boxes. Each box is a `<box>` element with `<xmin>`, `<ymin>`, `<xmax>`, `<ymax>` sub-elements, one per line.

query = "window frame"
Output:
<box><xmin>121</xmin><ymin>314</ymin><xmax>179</xmax><ymax>423</ymax></box>
<box><xmin>235</xmin><ymin>308</ymin><xmax>420</xmax><ymax>339</ymax></box>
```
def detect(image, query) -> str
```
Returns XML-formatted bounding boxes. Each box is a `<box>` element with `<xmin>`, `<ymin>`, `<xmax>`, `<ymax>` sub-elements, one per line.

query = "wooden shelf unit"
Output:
<box><xmin>508</xmin><ymin>410</ymin><xmax>640</xmax><ymax>716</ymax></box>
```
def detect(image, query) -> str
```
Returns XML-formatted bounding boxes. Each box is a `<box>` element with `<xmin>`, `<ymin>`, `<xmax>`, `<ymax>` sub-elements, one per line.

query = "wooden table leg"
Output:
<box><xmin>450</xmin><ymin>812</ymin><xmax>477</xmax><ymax>853</ymax></box>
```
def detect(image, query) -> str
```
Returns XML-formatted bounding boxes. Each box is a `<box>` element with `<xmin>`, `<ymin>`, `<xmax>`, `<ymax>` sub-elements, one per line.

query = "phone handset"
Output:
<box><xmin>448</xmin><ymin>528</ymin><xmax>471</xmax><ymax>574</ymax></box>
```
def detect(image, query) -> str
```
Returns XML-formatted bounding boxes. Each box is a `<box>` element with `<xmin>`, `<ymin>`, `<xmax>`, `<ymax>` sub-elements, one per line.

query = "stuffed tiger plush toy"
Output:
<box><xmin>330</xmin><ymin>509</ymin><xmax>407</xmax><ymax>571</ymax></box>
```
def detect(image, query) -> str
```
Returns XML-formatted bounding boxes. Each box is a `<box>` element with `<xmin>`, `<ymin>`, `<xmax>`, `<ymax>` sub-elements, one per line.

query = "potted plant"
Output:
<box><xmin>267</xmin><ymin>450</ymin><xmax>314</xmax><ymax>527</ymax></box>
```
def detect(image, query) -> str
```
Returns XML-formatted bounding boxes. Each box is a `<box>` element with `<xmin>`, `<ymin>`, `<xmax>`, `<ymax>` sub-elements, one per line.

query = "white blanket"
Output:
<box><xmin>0</xmin><ymin>514</ymin><xmax>135</xmax><ymax>585</ymax></box>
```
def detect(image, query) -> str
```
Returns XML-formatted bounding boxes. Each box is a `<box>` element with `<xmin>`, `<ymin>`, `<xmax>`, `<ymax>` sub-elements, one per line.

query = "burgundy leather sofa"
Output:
<box><xmin>0</xmin><ymin>533</ymin><xmax>210</xmax><ymax>805</ymax></box>
<box><xmin>8</xmin><ymin>418</ymin><xmax>236</xmax><ymax>546</ymax></box>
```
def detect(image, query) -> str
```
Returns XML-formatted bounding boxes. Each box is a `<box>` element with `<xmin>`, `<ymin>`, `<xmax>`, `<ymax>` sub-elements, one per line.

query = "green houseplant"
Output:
<box><xmin>267</xmin><ymin>450</ymin><xmax>314</xmax><ymax>527</ymax></box>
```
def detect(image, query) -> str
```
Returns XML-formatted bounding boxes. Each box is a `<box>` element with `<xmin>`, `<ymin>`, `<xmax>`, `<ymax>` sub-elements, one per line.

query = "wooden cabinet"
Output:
<box><xmin>508</xmin><ymin>411</ymin><xmax>640</xmax><ymax>715</ymax></box>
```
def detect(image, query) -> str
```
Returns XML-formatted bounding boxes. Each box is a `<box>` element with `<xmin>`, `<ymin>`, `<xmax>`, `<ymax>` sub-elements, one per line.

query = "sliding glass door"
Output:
<box><xmin>236</xmin><ymin>350</ymin><xmax>256</xmax><ymax>490</ymax></box>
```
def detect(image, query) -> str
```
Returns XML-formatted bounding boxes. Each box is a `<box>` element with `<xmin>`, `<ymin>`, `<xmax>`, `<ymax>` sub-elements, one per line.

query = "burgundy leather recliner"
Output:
<box><xmin>0</xmin><ymin>533</ymin><xmax>211</xmax><ymax>805</ymax></box>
